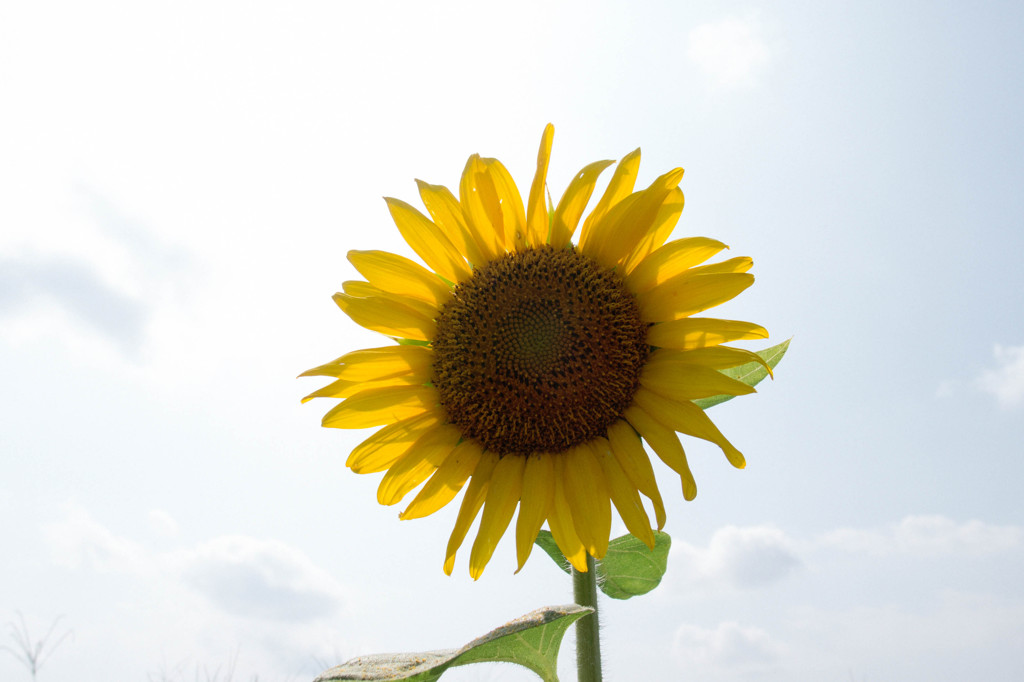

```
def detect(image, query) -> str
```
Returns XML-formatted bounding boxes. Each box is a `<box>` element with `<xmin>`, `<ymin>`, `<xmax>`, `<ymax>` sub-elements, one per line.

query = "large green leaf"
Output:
<box><xmin>693</xmin><ymin>338</ymin><xmax>791</xmax><ymax>410</ymax></box>
<box><xmin>313</xmin><ymin>604</ymin><xmax>591</xmax><ymax>682</ymax></box>
<box><xmin>533</xmin><ymin>531</ymin><xmax>672</xmax><ymax>600</ymax></box>
<box><xmin>596</xmin><ymin>531</ymin><xmax>672</xmax><ymax>599</ymax></box>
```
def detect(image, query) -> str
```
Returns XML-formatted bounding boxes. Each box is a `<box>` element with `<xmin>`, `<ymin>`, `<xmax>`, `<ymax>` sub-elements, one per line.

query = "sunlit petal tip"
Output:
<box><xmin>638</xmin><ymin>272</ymin><xmax>755</xmax><ymax>323</ymax></box>
<box><xmin>526</xmin><ymin>125</ymin><xmax>556</xmax><ymax>246</ymax></box>
<box><xmin>594</xmin><ymin>438</ymin><xmax>655</xmax><ymax>550</ymax></box>
<box><xmin>468</xmin><ymin>455</ymin><xmax>525</xmax><ymax>579</ymax></box>
<box><xmin>515</xmin><ymin>455</ymin><xmax>555</xmax><ymax>572</ymax></box>
<box><xmin>665</xmin><ymin>167</ymin><xmax>685</xmax><ymax>186</ymax></box>
<box><xmin>331</xmin><ymin>292</ymin><xmax>436</xmax><ymax>341</ymax></box>
<box><xmin>726</xmin><ymin>448</ymin><xmax>747</xmax><ymax>470</ymax></box>
<box><xmin>549</xmin><ymin>159</ymin><xmax>615</xmax><ymax>248</ymax></box>
<box><xmin>562</xmin><ymin>445</ymin><xmax>611</xmax><ymax>559</ymax></box>
<box><xmin>399</xmin><ymin>440</ymin><xmax>482</xmax><ymax>520</ymax></box>
<box><xmin>375</xmin><ymin>425</ymin><xmax>461</xmax><ymax>506</ymax></box>
<box><xmin>682</xmin><ymin>480</ymin><xmax>697</xmax><ymax>501</ymax></box>
<box><xmin>549</xmin><ymin>471</ymin><xmax>588</xmax><ymax>572</ymax></box>
<box><xmin>443</xmin><ymin>451</ymin><xmax>499</xmax><ymax>576</ymax></box>
<box><xmin>384</xmin><ymin>196</ymin><xmax>471</xmax><ymax>283</ymax></box>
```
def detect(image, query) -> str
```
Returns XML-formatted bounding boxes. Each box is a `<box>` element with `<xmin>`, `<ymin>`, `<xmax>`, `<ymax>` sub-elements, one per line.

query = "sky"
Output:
<box><xmin>1</xmin><ymin>1</ymin><xmax>1023</xmax><ymax>680</ymax></box>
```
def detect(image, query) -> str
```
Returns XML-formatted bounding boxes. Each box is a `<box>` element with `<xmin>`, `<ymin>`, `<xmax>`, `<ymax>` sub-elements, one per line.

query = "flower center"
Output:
<box><xmin>432</xmin><ymin>246</ymin><xmax>649</xmax><ymax>456</ymax></box>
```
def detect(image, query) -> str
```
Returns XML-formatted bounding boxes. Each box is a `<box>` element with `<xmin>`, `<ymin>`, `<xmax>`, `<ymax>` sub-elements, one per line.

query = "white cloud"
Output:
<box><xmin>0</xmin><ymin>254</ymin><xmax>147</xmax><ymax>354</ymax></box>
<box><xmin>672</xmin><ymin>621</ymin><xmax>784</xmax><ymax>675</ymax></box>
<box><xmin>976</xmin><ymin>344</ymin><xmax>1024</xmax><ymax>408</ymax></box>
<box><xmin>821</xmin><ymin>515</ymin><xmax>1023</xmax><ymax>556</ymax></box>
<box><xmin>178</xmin><ymin>535</ymin><xmax>345</xmax><ymax>623</ymax></box>
<box><xmin>44</xmin><ymin>505</ymin><xmax>148</xmax><ymax>573</ymax></box>
<box><xmin>44</xmin><ymin>506</ymin><xmax>345</xmax><ymax>623</ymax></box>
<box><xmin>687</xmin><ymin>16</ymin><xmax>771</xmax><ymax>89</ymax></box>
<box><xmin>148</xmin><ymin>509</ymin><xmax>180</xmax><ymax>538</ymax></box>
<box><xmin>671</xmin><ymin>525</ymin><xmax>802</xmax><ymax>590</ymax></box>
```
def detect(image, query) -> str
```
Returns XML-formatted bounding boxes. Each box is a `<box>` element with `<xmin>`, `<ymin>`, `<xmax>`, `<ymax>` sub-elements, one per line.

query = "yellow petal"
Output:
<box><xmin>348</xmin><ymin>250</ymin><xmax>452</xmax><ymax>308</ymax></box>
<box><xmin>592</xmin><ymin>437</ymin><xmax>655</xmax><ymax>550</ymax></box>
<box><xmin>444</xmin><ymin>451</ymin><xmax>499</xmax><ymax>575</ymax></box>
<box><xmin>301</xmin><ymin>373</ymin><xmax>425</xmax><ymax>404</ymax></box>
<box><xmin>400</xmin><ymin>439</ymin><xmax>483</xmax><ymax>520</ymax></box>
<box><xmin>459</xmin><ymin>155</ymin><xmax>505</xmax><ymax>259</ymax></box>
<box><xmin>646</xmin><ymin>317</ymin><xmax>769</xmax><ymax>350</ymax></box>
<box><xmin>377</xmin><ymin>424</ymin><xmax>463</xmax><ymax>506</ymax></box>
<box><xmin>384</xmin><ymin>197</ymin><xmax>471</xmax><ymax>283</ymax></box>
<box><xmin>526</xmin><ymin>124</ymin><xmax>554</xmax><ymax>246</ymax></box>
<box><xmin>548</xmin><ymin>463</ymin><xmax>588</xmax><ymax>572</ymax></box>
<box><xmin>321</xmin><ymin>385</ymin><xmax>436</xmax><ymax>429</ymax></box>
<box><xmin>665</xmin><ymin>345</ymin><xmax>772</xmax><ymax>377</ymax></box>
<box><xmin>300</xmin><ymin>345</ymin><xmax>432</xmax><ymax>380</ymax></box>
<box><xmin>515</xmin><ymin>454</ymin><xmax>555</xmax><ymax>573</ymax></box>
<box><xmin>578</xmin><ymin>147</ymin><xmax>641</xmax><ymax>251</ymax></box>
<box><xmin>332</xmin><ymin>292</ymin><xmax>435</xmax><ymax>341</ymax></box>
<box><xmin>637</xmin><ymin>272</ymin><xmax>754</xmax><ymax>322</ymax></box>
<box><xmin>313</xmin><ymin>345</ymin><xmax>434</xmax><ymax>383</ymax></box>
<box><xmin>469</xmin><ymin>455</ymin><xmax>526</xmax><ymax>579</ymax></box>
<box><xmin>548</xmin><ymin>159</ymin><xmax>615</xmax><ymax>249</ymax></box>
<box><xmin>562</xmin><ymin>444</ymin><xmax>611</xmax><ymax>559</ymax></box>
<box><xmin>632</xmin><ymin>388</ymin><xmax>746</xmax><ymax>469</ymax></box>
<box><xmin>347</xmin><ymin>410</ymin><xmax>442</xmax><ymax>473</ymax></box>
<box><xmin>416</xmin><ymin>180</ymin><xmax>488</xmax><ymax>268</ymax></box>
<box><xmin>622</xmin><ymin>187</ymin><xmax>686</xmax><ymax>273</ymax></box>
<box><xmin>481</xmin><ymin>157</ymin><xmax>527</xmax><ymax>251</ymax></box>
<box><xmin>624</xmin><ymin>403</ymin><xmax>697</xmax><ymax>501</ymax></box>
<box><xmin>469</xmin><ymin>160</ymin><xmax>508</xmax><ymax>250</ymax></box>
<box><xmin>640</xmin><ymin>358</ymin><xmax>756</xmax><ymax>401</ymax></box>
<box><xmin>606</xmin><ymin>419</ymin><xmax>667</xmax><ymax>529</ymax></box>
<box><xmin>581</xmin><ymin>168</ymin><xmax>684</xmax><ymax>269</ymax></box>
<box><xmin>687</xmin><ymin>256</ymin><xmax>753</xmax><ymax>276</ymax></box>
<box><xmin>341</xmin><ymin>280</ymin><xmax>438</xmax><ymax>320</ymax></box>
<box><xmin>624</xmin><ymin>237</ymin><xmax>729</xmax><ymax>294</ymax></box>
<box><xmin>298</xmin><ymin>354</ymin><xmax>351</xmax><ymax>378</ymax></box>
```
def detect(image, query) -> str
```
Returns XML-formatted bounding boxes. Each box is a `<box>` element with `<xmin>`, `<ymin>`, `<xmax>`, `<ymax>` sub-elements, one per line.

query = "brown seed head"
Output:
<box><xmin>432</xmin><ymin>246</ymin><xmax>648</xmax><ymax>455</ymax></box>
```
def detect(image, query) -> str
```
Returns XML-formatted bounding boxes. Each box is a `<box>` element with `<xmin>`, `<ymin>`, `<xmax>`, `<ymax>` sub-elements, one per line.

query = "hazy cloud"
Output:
<box><xmin>672</xmin><ymin>525</ymin><xmax>802</xmax><ymax>590</ymax></box>
<box><xmin>179</xmin><ymin>536</ymin><xmax>344</xmax><ymax>623</ymax></box>
<box><xmin>976</xmin><ymin>344</ymin><xmax>1024</xmax><ymax>408</ymax></box>
<box><xmin>148</xmin><ymin>509</ymin><xmax>180</xmax><ymax>538</ymax></box>
<box><xmin>0</xmin><ymin>255</ymin><xmax>147</xmax><ymax>354</ymax></box>
<box><xmin>672</xmin><ymin>621</ymin><xmax>784</xmax><ymax>675</ymax></box>
<box><xmin>821</xmin><ymin>515</ymin><xmax>1023</xmax><ymax>556</ymax></box>
<box><xmin>44</xmin><ymin>505</ymin><xmax>147</xmax><ymax>573</ymax></box>
<box><xmin>74</xmin><ymin>184</ymin><xmax>193</xmax><ymax>276</ymax></box>
<box><xmin>44</xmin><ymin>507</ymin><xmax>344</xmax><ymax>624</ymax></box>
<box><xmin>0</xmin><ymin>186</ymin><xmax>196</xmax><ymax>359</ymax></box>
<box><xmin>688</xmin><ymin>16</ymin><xmax>771</xmax><ymax>88</ymax></box>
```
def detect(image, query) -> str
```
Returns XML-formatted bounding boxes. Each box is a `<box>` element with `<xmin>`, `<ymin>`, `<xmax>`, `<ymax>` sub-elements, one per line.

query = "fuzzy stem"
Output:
<box><xmin>572</xmin><ymin>553</ymin><xmax>603</xmax><ymax>682</ymax></box>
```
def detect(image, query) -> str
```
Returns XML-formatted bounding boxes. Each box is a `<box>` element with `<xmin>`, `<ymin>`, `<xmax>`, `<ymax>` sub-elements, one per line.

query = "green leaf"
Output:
<box><xmin>693</xmin><ymin>338</ymin><xmax>791</xmax><ymax>410</ymax></box>
<box><xmin>534</xmin><ymin>530</ymin><xmax>571</xmax><ymax>576</ymax></box>
<box><xmin>533</xmin><ymin>530</ymin><xmax>672</xmax><ymax>600</ymax></box>
<box><xmin>595</xmin><ymin>531</ymin><xmax>672</xmax><ymax>599</ymax></box>
<box><xmin>313</xmin><ymin>604</ymin><xmax>591</xmax><ymax>682</ymax></box>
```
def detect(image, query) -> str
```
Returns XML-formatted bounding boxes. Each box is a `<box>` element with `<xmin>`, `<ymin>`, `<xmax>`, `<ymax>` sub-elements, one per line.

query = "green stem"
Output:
<box><xmin>572</xmin><ymin>553</ymin><xmax>603</xmax><ymax>682</ymax></box>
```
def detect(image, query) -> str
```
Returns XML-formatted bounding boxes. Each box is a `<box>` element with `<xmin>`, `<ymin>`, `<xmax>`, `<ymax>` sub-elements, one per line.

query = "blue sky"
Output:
<box><xmin>2</xmin><ymin>1</ymin><xmax>1023</xmax><ymax>680</ymax></box>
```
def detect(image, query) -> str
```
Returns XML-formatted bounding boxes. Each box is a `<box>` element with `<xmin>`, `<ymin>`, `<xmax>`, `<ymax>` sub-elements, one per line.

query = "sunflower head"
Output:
<box><xmin>302</xmin><ymin>125</ymin><xmax>769</xmax><ymax>579</ymax></box>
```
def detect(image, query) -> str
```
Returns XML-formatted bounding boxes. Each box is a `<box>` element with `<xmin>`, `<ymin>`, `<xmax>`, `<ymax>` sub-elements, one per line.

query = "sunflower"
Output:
<box><xmin>302</xmin><ymin>125</ymin><xmax>769</xmax><ymax>579</ymax></box>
